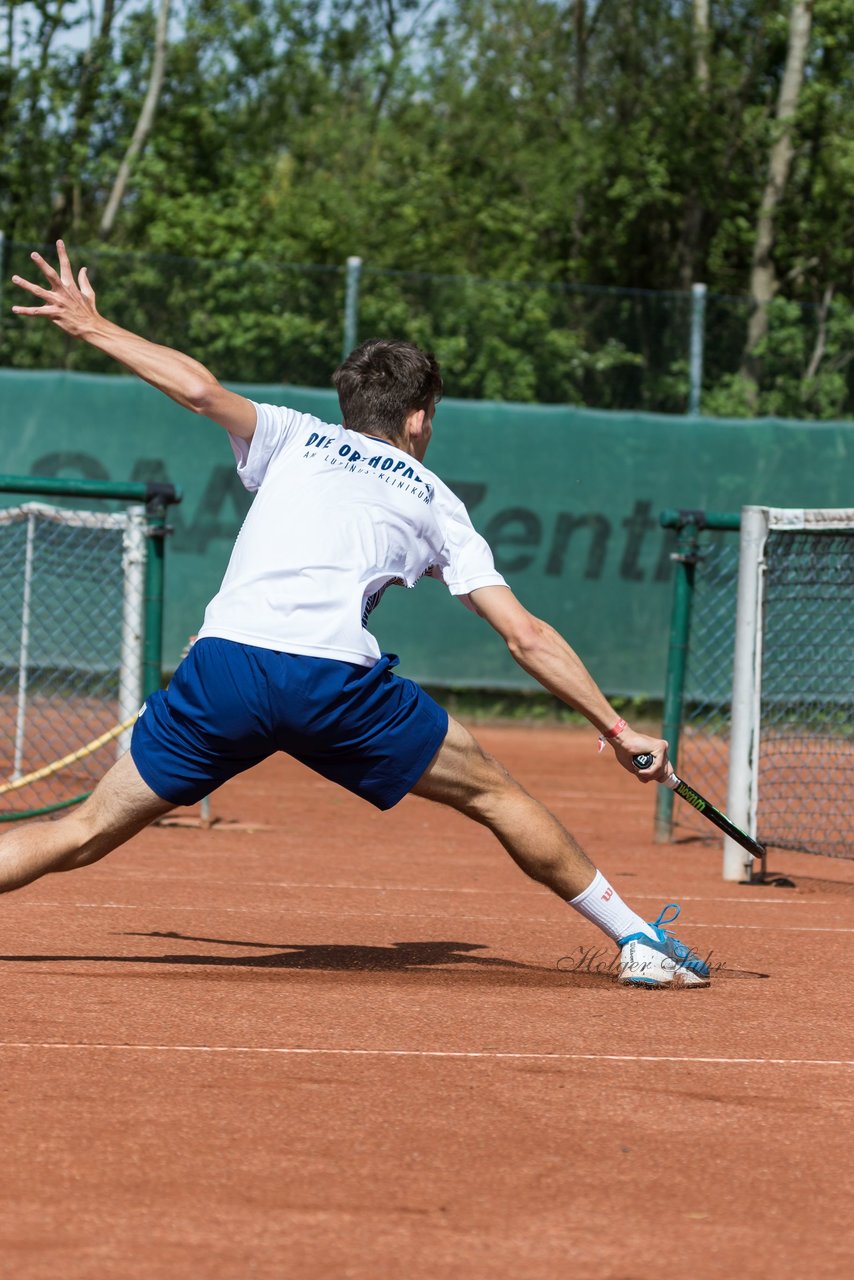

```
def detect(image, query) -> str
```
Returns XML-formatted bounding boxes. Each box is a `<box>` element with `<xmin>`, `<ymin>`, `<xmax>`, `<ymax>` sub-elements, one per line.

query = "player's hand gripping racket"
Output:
<box><xmin>632</xmin><ymin>754</ymin><xmax>766</xmax><ymax>860</ymax></box>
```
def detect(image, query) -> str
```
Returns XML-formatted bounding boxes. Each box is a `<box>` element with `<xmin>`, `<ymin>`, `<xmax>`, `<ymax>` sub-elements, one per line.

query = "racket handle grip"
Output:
<box><xmin>632</xmin><ymin>753</ymin><xmax>680</xmax><ymax>790</ymax></box>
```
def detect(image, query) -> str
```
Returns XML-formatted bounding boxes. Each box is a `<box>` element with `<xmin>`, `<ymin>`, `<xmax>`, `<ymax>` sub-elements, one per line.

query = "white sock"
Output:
<box><xmin>568</xmin><ymin>870</ymin><xmax>656</xmax><ymax>943</ymax></box>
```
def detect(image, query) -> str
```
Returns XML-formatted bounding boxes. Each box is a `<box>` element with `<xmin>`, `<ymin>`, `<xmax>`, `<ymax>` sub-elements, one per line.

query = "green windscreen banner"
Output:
<box><xmin>3</xmin><ymin>369</ymin><xmax>854</xmax><ymax>695</ymax></box>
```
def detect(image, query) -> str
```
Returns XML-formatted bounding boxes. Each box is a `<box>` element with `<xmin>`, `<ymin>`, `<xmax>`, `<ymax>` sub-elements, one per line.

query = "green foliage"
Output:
<box><xmin>1</xmin><ymin>0</ymin><xmax>852</xmax><ymax>414</ymax></box>
<box><xmin>701</xmin><ymin>296</ymin><xmax>854</xmax><ymax>419</ymax></box>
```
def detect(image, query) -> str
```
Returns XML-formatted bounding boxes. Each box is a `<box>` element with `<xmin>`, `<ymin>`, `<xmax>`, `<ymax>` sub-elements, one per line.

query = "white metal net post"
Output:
<box><xmin>726</xmin><ymin>506</ymin><xmax>854</xmax><ymax>879</ymax></box>
<box><xmin>118</xmin><ymin>505</ymin><xmax>146</xmax><ymax>754</ymax></box>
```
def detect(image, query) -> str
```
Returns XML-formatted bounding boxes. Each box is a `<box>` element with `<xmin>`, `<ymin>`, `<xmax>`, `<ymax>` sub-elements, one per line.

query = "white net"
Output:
<box><xmin>672</xmin><ymin>508</ymin><xmax>854</xmax><ymax>862</ymax></box>
<box><xmin>754</xmin><ymin>521</ymin><xmax>854</xmax><ymax>858</ymax></box>
<box><xmin>0</xmin><ymin>502</ymin><xmax>145</xmax><ymax>817</ymax></box>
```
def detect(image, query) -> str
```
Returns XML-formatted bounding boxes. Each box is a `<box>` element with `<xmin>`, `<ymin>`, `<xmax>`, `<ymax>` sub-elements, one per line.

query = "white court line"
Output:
<box><xmin>9</xmin><ymin>902</ymin><xmax>854</xmax><ymax>932</ymax></box>
<box><xmin>675</xmin><ymin>923</ymin><xmax>854</xmax><ymax>934</ymax></box>
<box><xmin>15</xmin><ymin>888</ymin><xmax>844</xmax><ymax>907</ymax></box>
<box><xmin>115</xmin><ymin>878</ymin><xmax>517</xmax><ymax>893</ymax></box>
<box><xmin>86</xmin><ymin>877</ymin><xmax>846</xmax><ymax>904</ymax></box>
<box><xmin>0</xmin><ymin>1041</ymin><xmax>853</xmax><ymax>1068</ymax></box>
<box><xmin>8</xmin><ymin>903</ymin><xmax>854</xmax><ymax>933</ymax></box>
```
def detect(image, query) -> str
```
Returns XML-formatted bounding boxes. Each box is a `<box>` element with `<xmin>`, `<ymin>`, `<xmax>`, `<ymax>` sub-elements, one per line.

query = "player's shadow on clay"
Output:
<box><xmin>136</xmin><ymin>933</ymin><xmax>532</xmax><ymax>973</ymax></box>
<box><xmin>5</xmin><ymin>932</ymin><xmax>613</xmax><ymax>988</ymax></box>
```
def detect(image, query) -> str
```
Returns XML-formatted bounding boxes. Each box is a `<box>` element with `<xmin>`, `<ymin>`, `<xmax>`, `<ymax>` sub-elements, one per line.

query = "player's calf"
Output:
<box><xmin>0</xmin><ymin>752</ymin><xmax>172</xmax><ymax>894</ymax></box>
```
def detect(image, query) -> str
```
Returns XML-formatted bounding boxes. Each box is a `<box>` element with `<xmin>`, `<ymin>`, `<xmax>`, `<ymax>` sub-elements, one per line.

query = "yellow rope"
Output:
<box><xmin>0</xmin><ymin>715</ymin><xmax>137</xmax><ymax>796</ymax></box>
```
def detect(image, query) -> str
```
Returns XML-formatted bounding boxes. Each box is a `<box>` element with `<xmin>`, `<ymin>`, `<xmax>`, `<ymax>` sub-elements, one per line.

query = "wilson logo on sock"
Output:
<box><xmin>601</xmin><ymin>887</ymin><xmax>613</xmax><ymax>901</ymax></box>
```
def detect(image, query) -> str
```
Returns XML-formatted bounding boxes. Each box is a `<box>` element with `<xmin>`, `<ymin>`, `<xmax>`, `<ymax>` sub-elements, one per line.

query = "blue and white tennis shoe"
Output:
<box><xmin>617</xmin><ymin>903</ymin><xmax>711</xmax><ymax>988</ymax></box>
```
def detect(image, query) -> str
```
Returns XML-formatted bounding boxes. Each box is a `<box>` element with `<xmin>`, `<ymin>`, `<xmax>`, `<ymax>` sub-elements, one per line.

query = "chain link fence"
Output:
<box><xmin>1</xmin><ymin>238</ymin><xmax>851</xmax><ymax>417</ymax></box>
<box><xmin>0</xmin><ymin>240</ymin><xmax>345</xmax><ymax>388</ymax></box>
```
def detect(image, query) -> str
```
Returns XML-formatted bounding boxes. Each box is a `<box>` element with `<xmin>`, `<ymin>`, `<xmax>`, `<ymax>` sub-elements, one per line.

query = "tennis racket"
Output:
<box><xmin>632</xmin><ymin>753</ymin><xmax>766</xmax><ymax>860</ymax></box>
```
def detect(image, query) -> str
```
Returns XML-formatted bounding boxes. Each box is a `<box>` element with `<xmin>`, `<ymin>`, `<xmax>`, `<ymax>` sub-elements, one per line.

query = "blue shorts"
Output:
<box><xmin>130</xmin><ymin>637</ymin><xmax>448</xmax><ymax>810</ymax></box>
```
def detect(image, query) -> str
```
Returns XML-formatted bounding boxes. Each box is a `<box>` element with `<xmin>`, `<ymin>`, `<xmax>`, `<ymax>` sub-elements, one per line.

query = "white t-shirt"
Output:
<box><xmin>197</xmin><ymin>401</ymin><xmax>507</xmax><ymax>666</ymax></box>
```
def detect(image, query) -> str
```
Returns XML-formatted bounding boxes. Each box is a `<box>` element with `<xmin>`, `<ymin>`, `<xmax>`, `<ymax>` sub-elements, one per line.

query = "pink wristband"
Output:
<box><xmin>603</xmin><ymin>717</ymin><xmax>627</xmax><ymax>740</ymax></box>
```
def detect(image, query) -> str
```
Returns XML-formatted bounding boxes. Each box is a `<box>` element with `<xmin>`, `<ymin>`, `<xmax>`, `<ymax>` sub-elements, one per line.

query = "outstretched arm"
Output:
<box><xmin>467</xmin><ymin>583</ymin><xmax>671</xmax><ymax>781</ymax></box>
<box><xmin>11</xmin><ymin>241</ymin><xmax>256</xmax><ymax>440</ymax></box>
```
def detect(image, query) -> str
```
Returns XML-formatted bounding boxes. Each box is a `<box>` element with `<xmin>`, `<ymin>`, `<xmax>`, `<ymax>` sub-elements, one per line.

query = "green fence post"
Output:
<box><xmin>655</xmin><ymin>515</ymin><xmax>701</xmax><ymax>841</ymax></box>
<box><xmin>142</xmin><ymin>495</ymin><xmax>168</xmax><ymax>698</ymax></box>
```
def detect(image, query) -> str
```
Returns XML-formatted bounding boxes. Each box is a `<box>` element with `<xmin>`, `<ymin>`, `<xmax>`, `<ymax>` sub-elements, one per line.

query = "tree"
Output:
<box><xmin>741</xmin><ymin>0</ymin><xmax>813</xmax><ymax>394</ymax></box>
<box><xmin>1</xmin><ymin>1</ymin><xmax>852</xmax><ymax>413</ymax></box>
<box><xmin>99</xmin><ymin>0</ymin><xmax>172</xmax><ymax>237</ymax></box>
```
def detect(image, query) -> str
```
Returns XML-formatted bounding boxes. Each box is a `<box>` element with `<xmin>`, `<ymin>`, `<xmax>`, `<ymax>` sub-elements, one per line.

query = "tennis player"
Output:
<box><xmin>6</xmin><ymin>242</ymin><xmax>710</xmax><ymax>988</ymax></box>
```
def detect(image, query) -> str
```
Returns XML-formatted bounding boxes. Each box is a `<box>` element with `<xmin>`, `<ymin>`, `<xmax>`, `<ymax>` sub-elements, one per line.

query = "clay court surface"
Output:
<box><xmin>2</xmin><ymin>723</ymin><xmax>853</xmax><ymax>1279</ymax></box>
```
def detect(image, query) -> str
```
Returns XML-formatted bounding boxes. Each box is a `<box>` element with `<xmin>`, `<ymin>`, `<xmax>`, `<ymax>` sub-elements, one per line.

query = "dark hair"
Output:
<box><xmin>333</xmin><ymin>339</ymin><xmax>443</xmax><ymax>442</ymax></box>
